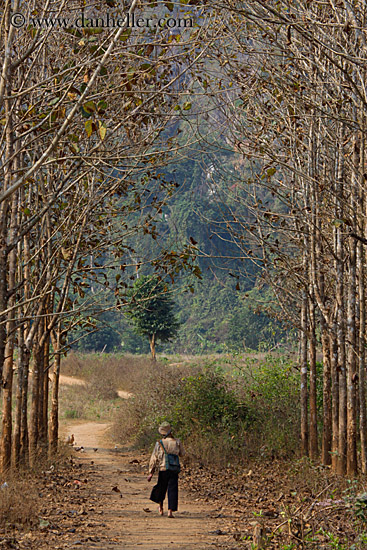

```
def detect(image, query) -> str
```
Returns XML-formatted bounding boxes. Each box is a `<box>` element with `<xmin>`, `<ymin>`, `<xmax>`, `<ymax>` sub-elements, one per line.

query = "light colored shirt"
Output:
<box><xmin>148</xmin><ymin>437</ymin><xmax>185</xmax><ymax>474</ymax></box>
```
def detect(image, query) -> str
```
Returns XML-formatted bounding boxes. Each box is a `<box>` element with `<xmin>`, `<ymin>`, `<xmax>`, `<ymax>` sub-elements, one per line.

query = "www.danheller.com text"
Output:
<box><xmin>14</xmin><ymin>12</ymin><xmax>194</xmax><ymax>29</ymax></box>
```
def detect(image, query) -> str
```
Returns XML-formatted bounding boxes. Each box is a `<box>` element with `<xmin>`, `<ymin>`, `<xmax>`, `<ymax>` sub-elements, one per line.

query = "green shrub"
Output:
<box><xmin>241</xmin><ymin>355</ymin><xmax>300</xmax><ymax>457</ymax></box>
<box><xmin>168</xmin><ymin>368</ymin><xmax>254</xmax><ymax>464</ymax></box>
<box><xmin>171</xmin><ymin>369</ymin><xmax>251</xmax><ymax>431</ymax></box>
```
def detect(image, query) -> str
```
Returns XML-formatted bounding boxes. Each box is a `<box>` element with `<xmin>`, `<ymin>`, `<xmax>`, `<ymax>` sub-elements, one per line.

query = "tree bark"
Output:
<box><xmin>0</xmin><ymin>84</ymin><xmax>17</xmax><ymax>472</ymax></box>
<box><xmin>346</xmin><ymin>133</ymin><xmax>358</xmax><ymax>477</ymax></box>
<box><xmin>336</xmin><ymin>126</ymin><xmax>347</xmax><ymax>476</ymax></box>
<box><xmin>309</xmin><ymin>298</ymin><xmax>318</xmax><ymax>460</ymax></box>
<box><xmin>300</xmin><ymin>293</ymin><xmax>308</xmax><ymax>456</ymax></box>
<box><xmin>0</xmin><ymin>192</ymin><xmax>17</xmax><ymax>473</ymax></box>
<box><xmin>330</xmin><ymin>328</ymin><xmax>339</xmax><ymax>472</ymax></box>
<box><xmin>29</xmin><ymin>323</ymin><xmax>43</xmax><ymax>466</ymax></box>
<box><xmin>321</xmin><ymin>318</ymin><xmax>332</xmax><ymax>465</ymax></box>
<box><xmin>149</xmin><ymin>333</ymin><xmax>157</xmax><ymax>362</ymax></box>
<box><xmin>358</xmin><ymin>136</ymin><xmax>367</xmax><ymax>473</ymax></box>
<box><xmin>49</xmin><ymin>328</ymin><xmax>61</xmax><ymax>455</ymax></box>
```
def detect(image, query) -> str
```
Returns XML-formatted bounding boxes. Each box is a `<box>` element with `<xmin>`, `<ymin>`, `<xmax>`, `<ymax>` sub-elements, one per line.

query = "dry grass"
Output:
<box><xmin>111</xmin><ymin>361</ymin><xmax>194</xmax><ymax>447</ymax></box>
<box><xmin>0</xmin><ymin>473</ymin><xmax>39</xmax><ymax>529</ymax></box>
<box><xmin>59</xmin><ymin>353</ymin><xmax>157</xmax><ymax>421</ymax></box>
<box><xmin>61</xmin><ymin>352</ymin><xmax>154</xmax><ymax>392</ymax></box>
<box><xmin>58</xmin><ymin>383</ymin><xmax>119</xmax><ymax>420</ymax></box>
<box><xmin>0</xmin><ymin>445</ymin><xmax>71</xmax><ymax>530</ymax></box>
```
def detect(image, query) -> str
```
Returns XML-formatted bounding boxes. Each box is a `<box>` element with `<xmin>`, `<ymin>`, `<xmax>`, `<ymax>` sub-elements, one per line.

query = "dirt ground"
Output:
<box><xmin>16</xmin><ymin>420</ymin><xmax>238</xmax><ymax>550</ymax></box>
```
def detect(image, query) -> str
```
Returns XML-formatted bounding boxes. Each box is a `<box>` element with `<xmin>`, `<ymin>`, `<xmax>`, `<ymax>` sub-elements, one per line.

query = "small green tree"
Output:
<box><xmin>126</xmin><ymin>276</ymin><xmax>179</xmax><ymax>360</ymax></box>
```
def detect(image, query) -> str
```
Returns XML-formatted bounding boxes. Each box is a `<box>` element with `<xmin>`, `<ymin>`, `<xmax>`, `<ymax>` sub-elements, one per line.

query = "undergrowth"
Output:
<box><xmin>112</xmin><ymin>354</ymin><xmax>301</xmax><ymax>466</ymax></box>
<box><xmin>0</xmin><ymin>445</ymin><xmax>71</xmax><ymax>531</ymax></box>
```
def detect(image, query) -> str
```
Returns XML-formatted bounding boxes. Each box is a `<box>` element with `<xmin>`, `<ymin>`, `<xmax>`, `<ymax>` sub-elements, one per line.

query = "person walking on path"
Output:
<box><xmin>147</xmin><ymin>422</ymin><xmax>184</xmax><ymax>518</ymax></box>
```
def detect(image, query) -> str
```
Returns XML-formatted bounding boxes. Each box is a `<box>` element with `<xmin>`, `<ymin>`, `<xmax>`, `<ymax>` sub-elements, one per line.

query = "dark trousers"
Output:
<box><xmin>157</xmin><ymin>470</ymin><xmax>179</xmax><ymax>511</ymax></box>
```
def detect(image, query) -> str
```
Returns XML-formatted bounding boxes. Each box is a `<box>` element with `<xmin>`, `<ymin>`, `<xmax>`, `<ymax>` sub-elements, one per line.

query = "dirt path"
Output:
<box><xmin>55</xmin><ymin>421</ymin><xmax>234</xmax><ymax>550</ymax></box>
<box><xmin>59</xmin><ymin>375</ymin><xmax>133</xmax><ymax>399</ymax></box>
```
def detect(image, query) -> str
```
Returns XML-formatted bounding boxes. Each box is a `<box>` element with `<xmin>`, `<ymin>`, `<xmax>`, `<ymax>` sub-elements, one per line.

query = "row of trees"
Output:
<box><xmin>198</xmin><ymin>0</ymin><xmax>367</xmax><ymax>475</ymax></box>
<box><xmin>3</xmin><ymin>0</ymin><xmax>367</xmax><ymax>478</ymax></box>
<box><xmin>0</xmin><ymin>0</ymin><xmax>207</xmax><ymax>472</ymax></box>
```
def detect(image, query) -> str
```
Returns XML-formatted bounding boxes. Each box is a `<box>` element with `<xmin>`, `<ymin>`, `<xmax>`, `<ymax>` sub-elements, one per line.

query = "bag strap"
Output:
<box><xmin>158</xmin><ymin>440</ymin><xmax>167</xmax><ymax>455</ymax></box>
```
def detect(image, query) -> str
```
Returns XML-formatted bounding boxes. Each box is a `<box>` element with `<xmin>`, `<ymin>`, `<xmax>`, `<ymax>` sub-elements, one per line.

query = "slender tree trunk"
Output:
<box><xmin>37</xmin><ymin>319</ymin><xmax>47</xmax><ymax>449</ymax></box>
<box><xmin>321</xmin><ymin>318</ymin><xmax>332</xmax><ymax>465</ymax></box>
<box><xmin>358</xmin><ymin>139</ymin><xmax>367</xmax><ymax>473</ymax></box>
<box><xmin>346</xmin><ymin>134</ymin><xmax>358</xmax><ymax>476</ymax></box>
<box><xmin>41</xmin><ymin>332</ymin><xmax>50</xmax><ymax>448</ymax></box>
<box><xmin>308</xmin><ymin>95</ymin><xmax>318</xmax><ymax>460</ymax></box>
<box><xmin>336</xmin><ymin>126</ymin><xmax>347</xmax><ymax>476</ymax></box>
<box><xmin>149</xmin><ymin>333</ymin><xmax>156</xmax><ymax>361</ymax></box>
<box><xmin>0</xmin><ymin>191</ymin><xmax>17</xmax><ymax>473</ymax></box>
<box><xmin>20</xmin><ymin>229</ymin><xmax>31</xmax><ymax>465</ymax></box>
<box><xmin>0</xmin><ymin>47</ymin><xmax>12</xmax><ymax>468</ymax></box>
<box><xmin>0</xmin><ymin>204</ymin><xmax>7</xmax><ymax>393</ymax></box>
<box><xmin>37</xmin><ymin>318</ymin><xmax>46</xmax><ymax>447</ymax></box>
<box><xmin>0</xmin><ymin>88</ymin><xmax>17</xmax><ymax>471</ymax></box>
<box><xmin>309</xmin><ymin>298</ymin><xmax>318</xmax><ymax>459</ymax></box>
<box><xmin>14</xmin><ymin>325</ymin><xmax>25</xmax><ymax>467</ymax></box>
<box><xmin>300</xmin><ymin>293</ymin><xmax>308</xmax><ymax>456</ymax></box>
<box><xmin>20</xmin><ymin>347</ymin><xmax>30</xmax><ymax>465</ymax></box>
<box><xmin>330</xmin><ymin>328</ymin><xmax>339</xmax><ymax>471</ymax></box>
<box><xmin>29</xmin><ymin>323</ymin><xmax>43</xmax><ymax>466</ymax></box>
<box><xmin>49</xmin><ymin>328</ymin><xmax>61</xmax><ymax>455</ymax></box>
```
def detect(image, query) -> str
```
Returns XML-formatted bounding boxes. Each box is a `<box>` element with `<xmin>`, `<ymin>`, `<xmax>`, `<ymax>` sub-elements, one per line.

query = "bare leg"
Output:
<box><xmin>159</xmin><ymin>502</ymin><xmax>163</xmax><ymax>516</ymax></box>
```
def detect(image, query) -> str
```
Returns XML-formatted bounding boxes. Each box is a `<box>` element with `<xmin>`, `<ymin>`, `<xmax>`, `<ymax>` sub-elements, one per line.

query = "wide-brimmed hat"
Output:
<box><xmin>158</xmin><ymin>422</ymin><xmax>172</xmax><ymax>436</ymax></box>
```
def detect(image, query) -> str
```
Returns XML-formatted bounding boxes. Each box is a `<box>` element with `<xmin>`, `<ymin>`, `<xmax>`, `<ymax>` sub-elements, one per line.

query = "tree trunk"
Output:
<box><xmin>336</xmin><ymin>125</ymin><xmax>347</xmax><ymax>476</ymax></box>
<box><xmin>358</xmin><ymin>132</ymin><xmax>367</xmax><ymax>472</ymax></box>
<box><xmin>14</xmin><ymin>326</ymin><xmax>25</xmax><ymax>467</ymax></box>
<box><xmin>358</xmin><ymin>237</ymin><xmax>367</xmax><ymax>472</ymax></box>
<box><xmin>29</xmin><ymin>331</ymin><xmax>43</xmax><ymax>466</ymax></box>
<box><xmin>346</xmin><ymin>134</ymin><xmax>358</xmax><ymax>477</ymax></box>
<box><xmin>49</xmin><ymin>328</ymin><xmax>61</xmax><ymax>455</ymax></box>
<box><xmin>149</xmin><ymin>333</ymin><xmax>156</xmax><ymax>361</ymax></box>
<box><xmin>20</xmin><ymin>347</ymin><xmax>30</xmax><ymax>465</ymax></box>
<box><xmin>308</xmin><ymin>91</ymin><xmax>318</xmax><ymax>460</ymax></box>
<box><xmin>0</xmin><ymin>201</ymin><xmax>17</xmax><ymax>471</ymax></box>
<box><xmin>330</xmin><ymin>329</ymin><xmax>339</xmax><ymax>471</ymax></box>
<box><xmin>300</xmin><ymin>293</ymin><xmax>308</xmax><ymax>456</ymax></box>
<box><xmin>0</xmin><ymin>58</ymin><xmax>14</xmax><ymax>472</ymax></box>
<box><xmin>309</xmin><ymin>298</ymin><xmax>318</xmax><ymax>459</ymax></box>
<box><xmin>41</xmin><ymin>332</ymin><xmax>50</xmax><ymax>448</ymax></box>
<box><xmin>321</xmin><ymin>318</ymin><xmax>332</xmax><ymax>465</ymax></box>
<box><xmin>20</xmin><ymin>223</ymin><xmax>31</xmax><ymax>465</ymax></box>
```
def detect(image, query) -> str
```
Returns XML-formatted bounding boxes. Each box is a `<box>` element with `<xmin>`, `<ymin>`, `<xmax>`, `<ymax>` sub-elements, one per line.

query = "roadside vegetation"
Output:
<box><xmin>58</xmin><ymin>351</ymin><xmax>367</xmax><ymax>549</ymax></box>
<box><xmin>111</xmin><ymin>352</ymin><xmax>300</xmax><ymax>465</ymax></box>
<box><xmin>3</xmin><ymin>351</ymin><xmax>367</xmax><ymax>548</ymax></box>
